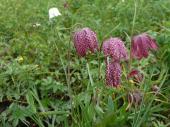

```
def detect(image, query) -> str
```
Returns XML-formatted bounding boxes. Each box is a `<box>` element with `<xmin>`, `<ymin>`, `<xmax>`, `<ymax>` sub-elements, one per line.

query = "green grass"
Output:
<box><xmin>0</xmin><ymin>0</ymin><xmax>170</xmax><ymax>126</ymax></box>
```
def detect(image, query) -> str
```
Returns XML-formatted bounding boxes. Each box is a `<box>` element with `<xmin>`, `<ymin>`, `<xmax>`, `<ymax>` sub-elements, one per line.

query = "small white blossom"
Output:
<box><xmin>33</xmin><ymin>23</ymin><xmax>41</xmax><ymax>27</ymax></box>
<box><xmin>49</xmin><ymin>7</ymin><xmax>61</xmax><ymax>19</ymax></box>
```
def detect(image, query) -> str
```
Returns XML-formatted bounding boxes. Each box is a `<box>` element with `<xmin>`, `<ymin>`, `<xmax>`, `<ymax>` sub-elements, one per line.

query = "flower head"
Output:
<box><xmin>106</xmin><ymin>61</ymin><xmax>121</xmax><ymax>87</ymax></box>
<box><xmin>128</xmin><ymin>90</ymin><xmax>143</xmax><ymax>105</ymax></box>
<box><xmin>49</xmin><ymin>8</ymin><xmax>61</xmax><ymax>19</ymax></box>
<box><xmin>131</xmin><ymin>33</ymin><xmax>158</xmax><ymax>60</ymax></box>
<box><xmin>63</xmin><ymin>2</ymin><xmax>69</xmax><ymax>8</ymax></box>
<box><xmin>33</xmin><ymin>23</ymin><xmax>41</xmax><ymax>28</ymax></box>
<box><xmin>128</xmin><ymin>69</ymin><xmax>143</xmax><ymax>83</ymax></box>
<box><xmin>102</xmin><ymin>37</ymin><xmax>128</xmax><ymax>61</ymax></box>
<box><xmin>151</xmin><ymin>85</ymin><xmax>160</xmax><ymax>94</ymax></box>
<box><xmin>73</xmin><ymin>28</ymin><xmax>98</xmax><ymax>57</ymax></box>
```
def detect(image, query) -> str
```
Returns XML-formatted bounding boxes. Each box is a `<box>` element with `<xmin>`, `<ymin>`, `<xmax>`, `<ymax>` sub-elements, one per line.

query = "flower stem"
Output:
<box><xmin>98</xmin><ymin>52</ymin><xmax>101</xmax><ymax>80</ymax></box>
<box><xmin>38</xmin><ymin>110</ymin><xmax>69</xmax><ymax>116</ymax></box>
<box><xmin>86</xmin><ymin>61</ymin><xmax>96</xmax><ymax>102</ymax></box>
<box><xmin>129</xmin><ymin>0</ymin><xmax>137</xmax><ymax>70</ymax></box>
<box><xmin>54</xmin><ymin>26</ymin><xmax>73</xmax><ymax>112</ymax></box>
<box><xmin>67</xmin><ymin>35</ymin><xmax>72</xmax><ymax>101</ymax></box>
<box><xmin>86</xmin><ymin>61</ymin><xmax>94</xmax><ymax>87</ymax></box>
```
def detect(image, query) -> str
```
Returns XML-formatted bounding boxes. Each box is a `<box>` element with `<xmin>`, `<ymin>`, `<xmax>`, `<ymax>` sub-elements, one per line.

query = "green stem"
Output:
<box><xmin>86</xmin><ymin>61</ymin><xmax>96</xmax><ymax>103</ymax></box>
<box><xmin>31</xmin><ymin>89</ymin><xmax>45</xmax><ymax>112</ymax></box>
<box><xmin>54</xmin><ymin>26</ymin><xmax>72</xmax><ymax>100</ymax></box>
<box><xmin>67</xmin><ymin>36</ymin><xmax>73</xmax><ymax>101</ymax></box>
<box><xmin>98</xmin><ymin>52</ymin><xmax>101</xmax><ymax>80</ymax></box>
<box><xmin>38</xmin><ymin>110</ymin><xmax>69</xmax><ymax>116</ymax></box>
<box><xmin>86</xmin><ymin>62</ymin><xmax>94</xmax><ymax>87</ymax></box>
<box><xmin>129</xmin><ymin>0</ymin><xmax>137</xmax><ymax>71</ymax></box>
<box><xmin>51</xmin><ymin>23</ymin><xmax>73</xmax><ymax>114</ymax></box>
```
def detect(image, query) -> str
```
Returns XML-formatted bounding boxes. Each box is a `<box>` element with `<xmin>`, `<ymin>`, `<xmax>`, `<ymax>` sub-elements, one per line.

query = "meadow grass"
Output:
<box><xmin>0</xmin><ymin>0</ymin><xmax>170</xmax><ymax>126</ymax></box>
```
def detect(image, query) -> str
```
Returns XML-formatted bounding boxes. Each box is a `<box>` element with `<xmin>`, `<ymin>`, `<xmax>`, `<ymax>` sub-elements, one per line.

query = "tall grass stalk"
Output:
<box><xmin>129</xmin><ymin>0</ymin><xmax>138</xmax><ymax>71</ymax></box>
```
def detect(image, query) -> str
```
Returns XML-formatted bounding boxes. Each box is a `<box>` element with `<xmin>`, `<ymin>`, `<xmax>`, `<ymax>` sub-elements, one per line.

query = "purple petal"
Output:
<box><xmin>131</xmin><ymin>33</ymin><xmax>158</xmax><ymax>60</ymax></box>
<box><xmin>73</xmin><ymin>27</ymin><xmax>98</xmax><ymax>57</ymax></box>
<box><xmin>106</xmin><ymin>61</ymin><xmax>121</xmax><ymax>87</ymax></box>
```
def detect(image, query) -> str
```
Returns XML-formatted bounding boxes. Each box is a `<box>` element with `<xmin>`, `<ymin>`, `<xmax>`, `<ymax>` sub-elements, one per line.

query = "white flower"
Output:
<box><xmin>49</xmin><ymin>7</ymin><xmax>61</xmax><ymax>19</ymax></box>
<box><xmin>33</xmin><ymin>23</ymin><xmax>41</xmax><ymax>27</ymax></box>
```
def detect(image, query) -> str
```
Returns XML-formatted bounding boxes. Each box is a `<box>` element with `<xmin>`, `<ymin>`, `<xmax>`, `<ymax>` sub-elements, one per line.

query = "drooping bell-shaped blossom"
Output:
<box><xmin>128</xmin><ymin>69</ymin><xmax>143</xmax><ymax>83</ymax></box>
<box><xmin>49</xmin><ymin>8</ymin><xmax>61</xmax><ymax>19</ymax></box>
<box><xmin>131</xmin><ymin>33</ymin><xmax>158</xmax><ymax>60</ymax></box>
<box><xmin>151</xmin><ymin>85</ymin><xmax>160</xmax><ymax>94</ymax></box>
<box><xmin>63</xmin><ymin>2</ymin><xmax>69</xmax><ymax>8</ymax></box>
<box><xmin>128</xmin><ymin>90</ymin><xmax>143</xmax><ymax>105</ymax></box>
<box><xmin>73</xmin><ymin>28</ymin><xmax>98</xmax><ymax>57</ymax></box>
<box><xmin>102</xmin><ymin>37</ymin><xmax>128</xmax><ymax>61</ymax></box>
<box><xmin>106</xmin><ymin>61</ymin><xmax>121</xmax><ymax>87</ymax></box>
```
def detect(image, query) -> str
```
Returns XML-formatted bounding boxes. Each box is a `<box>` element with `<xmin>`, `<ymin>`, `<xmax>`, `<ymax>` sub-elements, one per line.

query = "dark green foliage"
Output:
<box><xmin>0</xmin><ymin>0</ymin><xmax>170</xmax><ymax>126</ymax></box>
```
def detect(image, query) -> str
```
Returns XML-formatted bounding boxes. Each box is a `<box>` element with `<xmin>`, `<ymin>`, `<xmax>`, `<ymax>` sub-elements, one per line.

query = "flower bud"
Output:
<box><xmin>128</xmin><ymin>69</ymin><xmax>143</xmax><ymax>83</ymax></box>
<box><xmin>151</xmin><ymin>85</ymin><xmax>160</xmax><ymax>94</ymax></box>
<box><xmin>128</xmin><ymin>90</ymin><xmax>143</xmax><ymax>105</ymax></box>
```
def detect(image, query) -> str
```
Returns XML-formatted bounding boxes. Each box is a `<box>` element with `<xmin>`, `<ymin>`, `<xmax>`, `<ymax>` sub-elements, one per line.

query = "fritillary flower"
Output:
<box><xmin>102</xmin><ymin>37</ymin><xmax>128</xmax><ymax>61</ymax></box>
<box><xmin>73</xmin><ymin>27</ymin><xmax>98</xmax><ymax>57</ymax></box>
<box><xmin>64</xmin><ymin>2</ymin><xmax>69</xmax><ymax>8</ymax></box>
<box><xmin>131</xmin><ymin>33</ymin><xmax>158</xmax><ymax>60</ymax></box>
<box><xmin>49</xmin><ymin>8</ymin><xmax>61</xmax><ymax>19</ymax></box>
<box><xmin>106</xmin><ymin>61</ymin><xmax>121</xmax><ymax>87</ymax></box>
<box><xmin>151</xmin><ymin>85</ymin><xmax>160</xmax><ymax>94</ymax></box>
<box><xmin>128</xmin><ymin>90</ymin><xmax>143</xmax><ymax>105</ymax></box>
<box><xmin>33</xmin><ymin>23</ymin><xmax>41</xmax><ymax>28</ymax></box>
<box><xmin>128</xmin><ymin>69</ymin><xmax>143</xmax><ymax>83</ymax></box>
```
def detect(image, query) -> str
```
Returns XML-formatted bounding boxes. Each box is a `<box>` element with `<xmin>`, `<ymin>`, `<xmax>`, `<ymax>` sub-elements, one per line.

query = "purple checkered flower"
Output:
<box><xmin>131</xmin><ymin>33</ymin><xmax>158</xmax><ymax>60</ymax></box>
<box><xmin>73</xmin><ymin>28</ymin><xmax>98</xmax><ymax>57</ymax></box>
<box><xmin>106</xmin><ymin>61</ymin><xmax>121</xmax><ymax>87</ymax></box>
<box><xmin>102</xmin><ymin>37</ymin><xmax>128</xmax><ymax>61</ymax></box>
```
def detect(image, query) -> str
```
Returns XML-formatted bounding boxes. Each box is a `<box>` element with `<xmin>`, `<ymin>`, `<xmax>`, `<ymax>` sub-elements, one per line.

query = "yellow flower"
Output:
<box><xmin>16</xmin><ymin>56</ymin><xmax>24</xmax><ymax>63</ymax></box>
